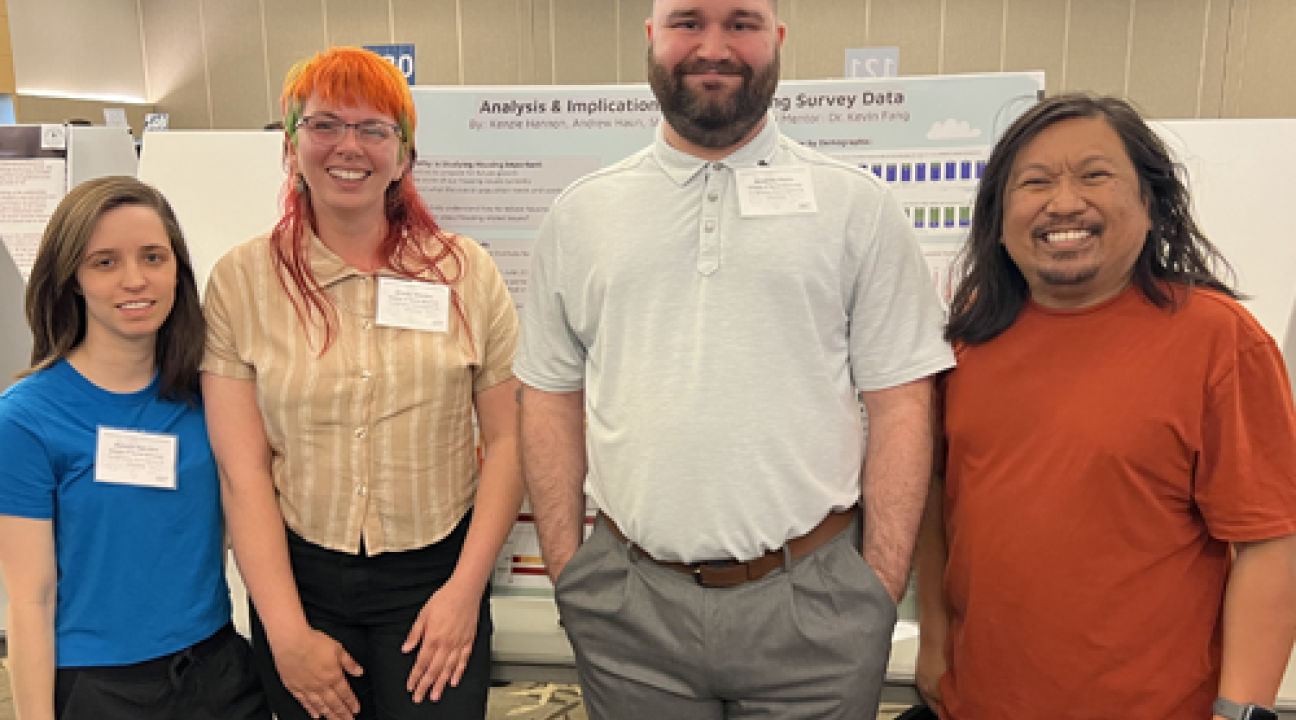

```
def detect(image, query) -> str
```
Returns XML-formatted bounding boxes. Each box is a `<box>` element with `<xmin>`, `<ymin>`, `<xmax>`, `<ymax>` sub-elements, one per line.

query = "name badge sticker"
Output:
<box><xmin>375</xmin><ymin>276</ymin><xmax>451</xmax><ymax>333</ymax></box>
<box><xmin>735</xmin><ymin>166</ymin><xmax>819</xmax><ymax>217</ymax></box>
<box><xmin>95</xmin><ymin>427</ymin><xmax>178</xmax><ymax>490</ymax></box>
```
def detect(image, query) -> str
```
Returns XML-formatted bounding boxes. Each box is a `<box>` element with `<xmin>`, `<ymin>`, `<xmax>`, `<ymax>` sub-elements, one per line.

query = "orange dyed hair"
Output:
<box><xmin>272</xmin><ymin>47</ymin><xmax>469</xmax><ymax>353</ymax></box>
<box><xmin>282</xmin><ymin>47</ymin><xmax>415</xmax><ymax>160</ymax></box>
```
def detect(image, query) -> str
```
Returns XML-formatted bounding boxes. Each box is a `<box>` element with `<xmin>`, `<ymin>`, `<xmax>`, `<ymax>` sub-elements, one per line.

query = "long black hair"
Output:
<box><xmin>946</xmin><ymin>93</ymin><xmax>1237</xmax><ymax>345</ymax></box>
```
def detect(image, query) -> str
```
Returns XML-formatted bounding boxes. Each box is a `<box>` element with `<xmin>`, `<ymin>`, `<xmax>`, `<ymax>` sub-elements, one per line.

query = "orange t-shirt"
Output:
<box><xmin>940</xmin><ymin>285</ymin><xmax>1296</xmax><ymax>719</ymax></box>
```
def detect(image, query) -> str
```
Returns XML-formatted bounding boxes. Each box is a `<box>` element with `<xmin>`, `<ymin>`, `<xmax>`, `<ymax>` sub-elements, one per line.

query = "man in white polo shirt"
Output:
<box><xmin>516</xmin><ymin>0</ymin><xmax>954</xmax><ymax>717</ymax></box>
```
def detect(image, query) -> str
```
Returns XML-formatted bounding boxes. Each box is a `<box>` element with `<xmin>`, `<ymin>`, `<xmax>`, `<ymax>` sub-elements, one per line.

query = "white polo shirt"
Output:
<box><xmin>517</xmin><ymin>118</ymin><xmax>954</xmax><ymax>563</ymax></box>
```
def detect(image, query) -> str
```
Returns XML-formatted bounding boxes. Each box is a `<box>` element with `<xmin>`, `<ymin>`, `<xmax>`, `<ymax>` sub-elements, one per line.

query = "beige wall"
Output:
<box><xmin>14</xmin><ymin>0</ymin><xmax>1295</xmax><ymax>129</ymax></box>
<box><xmin>12</xmin><ymin>96</ymin><xmax>155</xmax><ymax>131</ymax></box>
<box><xmin>9</xmin><ymin>0</ymin><xmax>146</xmax><ymax>100</ymax></box>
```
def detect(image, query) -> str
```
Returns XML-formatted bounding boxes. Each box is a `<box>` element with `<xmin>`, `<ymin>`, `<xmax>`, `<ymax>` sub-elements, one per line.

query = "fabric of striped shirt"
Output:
<box><xmin>201</xmin><ymin>232</ymin><xmax>518</xmax><ymax>555</ymax></box>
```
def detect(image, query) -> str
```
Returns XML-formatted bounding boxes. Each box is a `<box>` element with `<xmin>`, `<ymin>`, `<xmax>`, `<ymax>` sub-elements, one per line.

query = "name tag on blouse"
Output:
<box><xmin>95</xmin><ymin>427</ymin><xmax>178</xmax><ymax>490</ymax></box>
<box><xmin>376</xmin><ymin>275</ymin><xmax>450</xmax><ymax>333</ymax></box>
<box><xmin>735</xmin><ymin>166</ymin><xmax>819</xmax><ymax>217</ymax></box>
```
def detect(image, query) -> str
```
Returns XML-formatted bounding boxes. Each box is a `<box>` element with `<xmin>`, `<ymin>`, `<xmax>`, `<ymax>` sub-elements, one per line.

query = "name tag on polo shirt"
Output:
<box><xmin>735</xmin><ymin>166</ymin><xmax>819</xmax><ymax>217</ymax></box>
<box><xmin>375</xmin><ymin>275</ymin><xmax>450</xmax><ymax>333</ymax></box>
<box><xmin>95</xmin><ymin>427</ymin><xmax>178</xmax><ymax>490</ymax></box>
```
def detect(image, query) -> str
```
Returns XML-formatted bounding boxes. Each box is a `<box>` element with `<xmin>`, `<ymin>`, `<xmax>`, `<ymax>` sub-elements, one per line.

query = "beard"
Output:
<box><xmin>1036</xmin><ymin>264</ymin><xmax>1101</xmax><ymax>286</ymax></box>
<box><xmin>648</xmin><ymin>46</ymin><xmax>780</xmax><ymax>149</ymax></box>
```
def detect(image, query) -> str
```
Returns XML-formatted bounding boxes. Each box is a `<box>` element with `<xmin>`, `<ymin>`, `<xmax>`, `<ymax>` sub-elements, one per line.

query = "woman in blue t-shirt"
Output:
<box><xmin>0</xmin><ymin>176</ymin><xmax>268</xmax><ymax>720</ymax></box>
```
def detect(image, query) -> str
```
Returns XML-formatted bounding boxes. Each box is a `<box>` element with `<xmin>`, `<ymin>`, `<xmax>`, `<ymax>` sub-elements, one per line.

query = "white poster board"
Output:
<box><xmin>137</xmin><ymin>131</ymin><xmax>285</xmax><ymax>293</ymax></box>
<box><xmin>1153</xmin><ymin>119</ymin><xmax>1296</xmax><ymax>345</ymax></box>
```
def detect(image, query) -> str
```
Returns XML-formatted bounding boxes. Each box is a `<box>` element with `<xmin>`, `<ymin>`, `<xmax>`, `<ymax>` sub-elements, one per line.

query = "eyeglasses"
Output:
<box><xmin>296</xmin><ymin>115</ymin><xmax>404</xmax><ymax>145</ymax></box>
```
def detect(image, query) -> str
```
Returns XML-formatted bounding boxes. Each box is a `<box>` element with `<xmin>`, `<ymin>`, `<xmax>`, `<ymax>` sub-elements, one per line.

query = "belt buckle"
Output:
<box><xmin>694</xmin><ymin>559</ymin><xmax>743</xmax><ymax>588</ymax></box>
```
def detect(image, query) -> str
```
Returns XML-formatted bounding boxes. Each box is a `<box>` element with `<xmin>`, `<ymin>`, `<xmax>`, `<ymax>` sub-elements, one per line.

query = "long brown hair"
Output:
<box><xmin>274</xmin><ymin>47</ymin><xmax>469</xmax><ymax>353</ymax></box>
<box><xmin>23</xmin><ymin>176</ymin><xmax>204</xmax><ymax>404</ymax></box>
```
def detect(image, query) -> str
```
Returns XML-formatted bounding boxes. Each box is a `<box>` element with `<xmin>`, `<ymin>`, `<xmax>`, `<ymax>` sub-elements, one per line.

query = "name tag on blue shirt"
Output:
<box><xmin>95</xmin><ymin>427</ymin><xmax>178</xmax><ymax>490</ymax></box>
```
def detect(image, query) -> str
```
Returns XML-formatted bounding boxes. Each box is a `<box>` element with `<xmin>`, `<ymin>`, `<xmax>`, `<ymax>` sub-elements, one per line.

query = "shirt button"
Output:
<box><xmin>356</xmin><ymin>485</ymin><xmax>367</xmax><ymax>496</ymax></box>
<box><xmin>708</xmin><ymin>193</ymin><xmax>718</xmax><ymax>202</ymax></box>
<box><xmin>704</xmin><ymin>222</ymin><xmax>715</xmax><ymax>232</ymax></box>
<box><xmin>362</xmin><ymin>320</ymin><xmax>373</xmax><ymax>330</ymax></box>
<box><xmin>354</xmin><ymin>427</ymin><xmax>366</xmax><ymax>439</ymax></box>
<box><xmin>360</xmin><ymin>370</ymin><xmax>371</xmax><ymax>381</ymax></box>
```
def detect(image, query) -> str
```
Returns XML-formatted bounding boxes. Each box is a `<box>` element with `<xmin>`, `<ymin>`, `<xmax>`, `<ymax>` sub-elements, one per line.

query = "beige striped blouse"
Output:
<box><xmin>201</xmin><ymin>232</ymin><xmax>518</xmax><ymax>555</ymax></box>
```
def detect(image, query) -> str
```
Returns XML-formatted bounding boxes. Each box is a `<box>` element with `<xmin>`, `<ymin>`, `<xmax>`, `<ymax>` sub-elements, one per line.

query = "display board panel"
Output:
<box><xmin>137</xmin><ymin>130</ymin><xmax>285</xmax><ymax>293</ymax></box>
<box><xmin>1154</xmin><ymin>119</ymin><xmax>1296</xmax><ymax>345</ymax></box>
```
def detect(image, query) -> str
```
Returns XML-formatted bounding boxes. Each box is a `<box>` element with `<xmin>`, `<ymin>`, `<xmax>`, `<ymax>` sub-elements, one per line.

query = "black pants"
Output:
<box><xmin>54</xmin><ymin>623</ymin><xmax>269</xmax><ymax>720</ymax></box>
<box><xmin>251</xmin><ymin>515</ymin><xmax>494</xmax><ymax>720</ymax></box>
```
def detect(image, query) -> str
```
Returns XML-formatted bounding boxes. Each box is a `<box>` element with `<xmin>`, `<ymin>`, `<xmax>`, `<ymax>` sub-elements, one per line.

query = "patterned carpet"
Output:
<box><xmin>489</xmin><ymin>683</ymin><xmax>587</xmax><ymax>719</ymax></box>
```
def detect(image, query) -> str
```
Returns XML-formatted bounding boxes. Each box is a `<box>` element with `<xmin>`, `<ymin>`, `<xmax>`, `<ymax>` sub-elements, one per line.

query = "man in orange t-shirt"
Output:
<box><xmin>916</xmin><ymin>94</ymin><xmax>1296</xmax><ymax>720</ymax></box>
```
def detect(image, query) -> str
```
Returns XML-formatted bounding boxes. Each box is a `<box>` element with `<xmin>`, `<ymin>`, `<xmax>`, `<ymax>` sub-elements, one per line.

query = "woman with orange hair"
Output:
<box><xmin>201</xmin><ymin>48</ymin><xmax>522</xmax><ymax>720</ymax></box>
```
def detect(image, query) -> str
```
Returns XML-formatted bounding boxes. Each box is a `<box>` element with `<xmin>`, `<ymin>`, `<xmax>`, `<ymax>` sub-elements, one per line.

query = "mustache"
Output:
<box><xmin>675</xmin><ymin>59</ymin><xmax>747</xmax><ymax>76</ymax></box>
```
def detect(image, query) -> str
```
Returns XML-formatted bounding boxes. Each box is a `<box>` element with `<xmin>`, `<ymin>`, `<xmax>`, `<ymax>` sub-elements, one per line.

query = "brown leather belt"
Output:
<box><xmin>601</xmin><ymin>507</ymin><xmax>857</xmax><ymax>588</ymax></box>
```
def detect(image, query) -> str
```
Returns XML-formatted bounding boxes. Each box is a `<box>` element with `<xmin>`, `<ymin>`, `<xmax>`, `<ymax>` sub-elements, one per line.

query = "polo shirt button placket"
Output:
<box><xmin>698</xmin><ymin>164</ymin><xmax>725</xmax><ymax>276</ymax></box>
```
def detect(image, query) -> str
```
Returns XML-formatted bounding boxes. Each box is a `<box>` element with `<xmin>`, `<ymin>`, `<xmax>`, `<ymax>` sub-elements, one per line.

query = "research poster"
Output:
<box><xmin>411</xmin><ymin>73</ymin><xmax>1043</xmax><ymax>596</ymax></box>
<box><xmin>412</xmin><ymin>72</ymin><xmax>1042</xmax><ymax>317</ymax></box>
<box><xmin>0</xmin><ymin>126</ymin><xmax>69</xmax><ymax>281</ymax></box>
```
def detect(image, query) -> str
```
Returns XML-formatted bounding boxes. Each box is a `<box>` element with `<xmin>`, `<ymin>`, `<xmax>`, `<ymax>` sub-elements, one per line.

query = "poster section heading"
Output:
<box><xmin>474</xmin><ymin>91</ymin><xmax>908</xmax><ymax>131</ymax></box>
<box><xmin>460</xmin><ymin>77</ymin><xmax>1038</xmax><ymax>146</ymax></box>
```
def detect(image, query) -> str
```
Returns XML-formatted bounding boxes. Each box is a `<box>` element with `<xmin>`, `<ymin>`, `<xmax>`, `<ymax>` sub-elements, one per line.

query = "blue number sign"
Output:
<box><xmin>364</xmin><ymin>44</ymin><xmax>416</xmax><ymax>85</ymax></box>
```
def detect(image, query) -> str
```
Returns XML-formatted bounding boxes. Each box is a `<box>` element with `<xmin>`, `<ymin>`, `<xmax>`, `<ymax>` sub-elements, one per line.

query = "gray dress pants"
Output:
<box><xmin>554</xmin><ymin>514</ymin><xmax>896</xmax><ymax>720</ymax></box>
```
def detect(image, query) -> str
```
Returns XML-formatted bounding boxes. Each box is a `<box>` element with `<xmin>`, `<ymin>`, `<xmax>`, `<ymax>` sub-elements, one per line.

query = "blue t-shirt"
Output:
<box><xmin>0</xmin><ymin>359</ymin><xmax>230</xmax><ymax>667</ymax></box>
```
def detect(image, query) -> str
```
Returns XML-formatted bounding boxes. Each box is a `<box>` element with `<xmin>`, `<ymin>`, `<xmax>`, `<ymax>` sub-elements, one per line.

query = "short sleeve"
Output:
<box><xmin>0</xmin><ymin>399</ymin><xmax>57</xmax><ymax>520</ymax></box>
<box><xmin>1196</xmin><ymin>334</ymin><xmax>1296</xmax><ymax>541</ymax></box>
<box><xmin>472</xmin><ymin>250</ymin><xmax>519</xmax><ymax>393</ymax></box>
<box><xmin>514</xmin><ymin>209</ymin><xmax>588</xmax><ymax>392</ymax></box>
<box><xmin>201</xmin><ymin>249</ymin><xmax>256</xmax><ymax>380</ymax></box>
<box><xmin>846</xmin><ymin>185</ymin><xmax>955</xmax><ymax>391</ymax></box>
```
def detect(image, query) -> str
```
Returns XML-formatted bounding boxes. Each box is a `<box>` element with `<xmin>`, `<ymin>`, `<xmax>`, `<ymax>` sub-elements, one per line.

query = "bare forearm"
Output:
<box><xmin>519</xmin><ymin>386</ymin><xmax>587</xmax><ymax>582</ymax></box>
<box><xmin>860</xmin><ymin>379</ymin><xmax>935</xmax><ymax>600</ymax></box>
<box><xmin>204</xmin><ymin>375</ymin><xmax>311</xmax><ymax>647</ymax></box>
<box><xmin>8</xmin><ymin>602</ymin><xmax>56</xmax><ymax>720</ymax></box>
<box><xmin>449</xmin><ymin>435</ymin><xmax>524</xmax><ymax>594</ymax></box>
<box><xmin>221</xmin><ymin>471</ymin><xmax>312</xmax><ymax>646</ymax></box>
<box><xmin>1218</xmin><ymin>534</ymin><xmax>1296</xmax><ymax>708</ymax></box>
